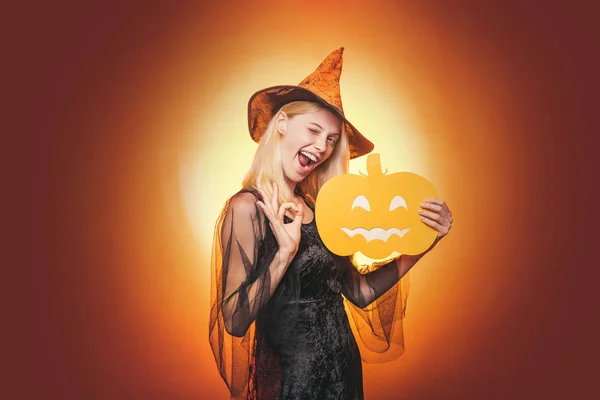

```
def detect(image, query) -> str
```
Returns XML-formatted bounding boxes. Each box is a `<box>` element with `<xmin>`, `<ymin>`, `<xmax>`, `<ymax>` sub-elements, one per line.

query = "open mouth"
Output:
<box><xmin>298</xmin><ymin>150</ymin><xmax>318</xmax><ymax>172</ymax></box>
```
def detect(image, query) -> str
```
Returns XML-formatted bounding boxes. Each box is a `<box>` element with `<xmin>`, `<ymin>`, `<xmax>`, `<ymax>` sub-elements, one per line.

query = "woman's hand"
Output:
<box><xmin>418</xmin><ymin>198</ymin><xmax>453</xmax><ymax>240</ymax></box>
<box><xmin>256</xmin><ymin>183</ymin><xmax>305</xmax><ymax>259</ymax></box>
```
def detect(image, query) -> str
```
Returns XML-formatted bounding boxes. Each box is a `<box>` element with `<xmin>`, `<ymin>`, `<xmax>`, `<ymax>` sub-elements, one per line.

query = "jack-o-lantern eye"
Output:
<box><xmin>389</xmin><ymin>196</ymin><xmax>407</xmax><ymax>211</ymax></box>
<box><xmin>351</xmin><ymin>195</ymin><xmax>370</xmax><ymax>211</ymax></box>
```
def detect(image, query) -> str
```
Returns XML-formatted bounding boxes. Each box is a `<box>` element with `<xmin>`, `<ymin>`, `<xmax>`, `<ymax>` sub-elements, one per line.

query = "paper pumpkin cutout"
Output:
<box><xmin>315</xmin><ymin>153</ymin><xmax>440</xmax><ymax>259</ymax></box>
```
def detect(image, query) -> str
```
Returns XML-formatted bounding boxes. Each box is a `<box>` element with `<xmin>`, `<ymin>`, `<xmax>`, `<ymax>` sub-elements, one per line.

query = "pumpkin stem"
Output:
<box><xmin>366</xmin><ymin>153</ymin><xmax>385</xmax><ymax>176</ymax></box>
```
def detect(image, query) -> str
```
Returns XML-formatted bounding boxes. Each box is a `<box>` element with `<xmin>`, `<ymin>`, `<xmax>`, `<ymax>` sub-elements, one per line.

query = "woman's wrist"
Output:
<box><xmin>277</xmin><ymin>249</ymin><xmax>296</xmax><ymax>267</ymax></box>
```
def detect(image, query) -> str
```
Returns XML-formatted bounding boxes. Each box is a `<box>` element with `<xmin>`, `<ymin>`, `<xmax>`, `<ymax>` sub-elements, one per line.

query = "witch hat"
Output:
<box><xmin>247</xmin><ymin>47</ymin><xmax>374</xmax><ymax>159</ymax></box>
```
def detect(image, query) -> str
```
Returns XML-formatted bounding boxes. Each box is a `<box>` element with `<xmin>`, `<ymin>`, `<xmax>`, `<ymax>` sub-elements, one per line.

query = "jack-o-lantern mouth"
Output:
<box><xmin>341</xmin><ymin>227</ymin><xmax>411</xmax><ymax>242</ymax></box>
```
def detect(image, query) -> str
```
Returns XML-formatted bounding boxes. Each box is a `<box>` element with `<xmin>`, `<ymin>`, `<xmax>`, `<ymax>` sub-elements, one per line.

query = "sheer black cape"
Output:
<box><xmin>209</xmin><ymin>189</ymin><xmax>410</xmax><ymax>399</ymax></box>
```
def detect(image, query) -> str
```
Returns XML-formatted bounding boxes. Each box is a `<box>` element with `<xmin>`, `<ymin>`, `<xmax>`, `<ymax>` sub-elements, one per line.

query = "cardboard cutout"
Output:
<box><xmin>315</xmin><ymin>154</ymin><xmax>440</xmax><ymax>259</ymax></box>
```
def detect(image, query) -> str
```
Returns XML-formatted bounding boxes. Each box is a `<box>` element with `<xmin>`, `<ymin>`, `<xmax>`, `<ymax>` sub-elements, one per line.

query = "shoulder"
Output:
<box><xmin>226</xmin><ymin>190</ymin><xmax>261</xmax><ymax>216</ymax></box>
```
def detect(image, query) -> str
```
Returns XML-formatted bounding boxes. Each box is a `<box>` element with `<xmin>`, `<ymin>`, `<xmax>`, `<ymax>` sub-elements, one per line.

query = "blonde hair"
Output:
<box><xmin>242</xmin><ymin>101</ymin><xmax>350</xmax><ymax>206</ymax></box>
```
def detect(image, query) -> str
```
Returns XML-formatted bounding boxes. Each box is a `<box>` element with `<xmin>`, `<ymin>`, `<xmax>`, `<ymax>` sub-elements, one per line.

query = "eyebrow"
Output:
<box><xmin>309</xmin><ymin>122</ymin><xmax>340</xmax><ymax>136</ymax></box>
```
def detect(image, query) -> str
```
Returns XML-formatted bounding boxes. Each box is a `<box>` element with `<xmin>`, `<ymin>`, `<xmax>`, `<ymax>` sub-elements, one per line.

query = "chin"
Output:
<box><xmin>282</xmin><ymin>166</ymin><xmax>303</xmax><ymax>184</ymax></box>
<box><xmin>289</xmin><ymin>174</ymin><xmax>305</xmax><ymax>183</ymax></box>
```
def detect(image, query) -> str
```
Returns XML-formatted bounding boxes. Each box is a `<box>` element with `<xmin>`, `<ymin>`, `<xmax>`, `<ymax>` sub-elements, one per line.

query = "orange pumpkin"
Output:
<box><xmin>315</xmin><ymin>154</ymin><xmax>440</xmax><ymax>259</ymax></box>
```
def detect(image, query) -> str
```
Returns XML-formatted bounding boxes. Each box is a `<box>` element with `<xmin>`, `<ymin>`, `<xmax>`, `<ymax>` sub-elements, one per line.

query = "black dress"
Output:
<box><xmin>209</xmin><ymin>190</ymin><xmax>409</xmax><ymax>400</ymax></box>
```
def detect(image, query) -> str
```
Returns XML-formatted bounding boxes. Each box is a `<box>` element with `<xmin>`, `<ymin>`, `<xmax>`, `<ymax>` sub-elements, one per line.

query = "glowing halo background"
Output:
<box><xmin>23</xmin><ymin>1</ymin><xmax>596</xmax><ymax>399</ymax></box>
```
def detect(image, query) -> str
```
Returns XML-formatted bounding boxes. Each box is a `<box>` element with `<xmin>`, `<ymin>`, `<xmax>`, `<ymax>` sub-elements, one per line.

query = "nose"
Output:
<box><xmin>314</xmin><ymin>133</ymin><xmax>327</xmax><ymax>152</ymax></box>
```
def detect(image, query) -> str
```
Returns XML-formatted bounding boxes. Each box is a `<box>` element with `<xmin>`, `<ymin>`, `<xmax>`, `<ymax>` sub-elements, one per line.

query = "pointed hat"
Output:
<box><xmin>247</xmin><ymin>47</ymin><xmax>374</xmax><ymax>159</ymax></box>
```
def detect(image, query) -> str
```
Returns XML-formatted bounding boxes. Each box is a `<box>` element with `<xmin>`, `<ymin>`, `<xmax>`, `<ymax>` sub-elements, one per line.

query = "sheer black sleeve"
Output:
<box><xmin>218</xmin><ymin>191</ymin><xmax>272</xmax><ymax>337</ymax></box>
<box><xmin>338</xmin><ymin>255</ymin><xmax>411</xmax><ymax>363</ymax></box>
<box><xmin>209</xmin><ymin>190</ymin><xmax>281</xmax><ymax>399</ymax></box>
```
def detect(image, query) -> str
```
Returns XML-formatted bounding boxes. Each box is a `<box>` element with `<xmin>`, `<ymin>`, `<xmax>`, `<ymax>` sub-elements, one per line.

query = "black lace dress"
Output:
<box><xmin>209</xmin><ymin>189</ymin><xmax>410</xmax><ymax>400</ymax></box>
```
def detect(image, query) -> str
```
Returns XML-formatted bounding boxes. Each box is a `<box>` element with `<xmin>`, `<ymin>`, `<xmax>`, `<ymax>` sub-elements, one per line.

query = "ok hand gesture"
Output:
<box><xmin>256</xmin><ymin>183</ymin><xmax>305</xmax><ymax>258</ymax></box>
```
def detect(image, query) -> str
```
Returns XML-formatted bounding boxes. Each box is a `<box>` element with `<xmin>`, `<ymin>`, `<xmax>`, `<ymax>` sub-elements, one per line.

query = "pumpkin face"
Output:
<box><xmin>315</xmin><ymin>154</ymin><xmax>440</xmax><ymax>259</ymax></box>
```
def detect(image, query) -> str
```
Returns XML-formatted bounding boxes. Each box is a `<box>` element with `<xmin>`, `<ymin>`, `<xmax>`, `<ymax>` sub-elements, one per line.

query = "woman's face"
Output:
<box><xmin>276</xmin><ymin>108</ymin><xmax>342</xmax><ymax>184</ymax></box>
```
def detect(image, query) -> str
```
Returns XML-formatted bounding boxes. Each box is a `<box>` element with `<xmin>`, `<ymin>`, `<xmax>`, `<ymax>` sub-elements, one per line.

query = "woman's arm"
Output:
<box><xmin>341</xmin><ymin>196</ymin><xmax>453</xmax><ymax>309</ymax></box>
<box><xmin>221</xmin><ymin>184</ymin><xmax>305</xmax><ymax>337</ymax></box>
<box><xmin>340</xmin><ymin>237</ymin><xmax>441</xmax><ymax>308</ymax></box>
<box><xmin>222</xmin><ymin>248</ymin><xmax>292</xmax><ymax>337</ymax></box>
<box><xmin>219</xmin><ymin>192</ymin><xmax>295</xmax><ymax>337</ymax></box>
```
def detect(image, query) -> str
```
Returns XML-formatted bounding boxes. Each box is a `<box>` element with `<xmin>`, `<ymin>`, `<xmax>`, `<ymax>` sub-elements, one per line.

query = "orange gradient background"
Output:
<box><xmin>21</xmin><ymin>1</ymin><xmax>597</xmax><ymax>399</ymax></box>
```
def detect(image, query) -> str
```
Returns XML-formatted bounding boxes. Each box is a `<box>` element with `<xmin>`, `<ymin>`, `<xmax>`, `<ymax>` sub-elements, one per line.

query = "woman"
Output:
<box><xmin>209</xmin><ymin>48</ymin><xmax>453</xmax><ymax>399</ymax></box>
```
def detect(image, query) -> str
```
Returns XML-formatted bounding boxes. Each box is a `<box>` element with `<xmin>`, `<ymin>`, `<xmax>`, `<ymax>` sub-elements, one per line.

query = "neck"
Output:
<box><xmin>284</xmin><ymin>177</ymin><xmax>297</xmax><ymax>197</ymax></box>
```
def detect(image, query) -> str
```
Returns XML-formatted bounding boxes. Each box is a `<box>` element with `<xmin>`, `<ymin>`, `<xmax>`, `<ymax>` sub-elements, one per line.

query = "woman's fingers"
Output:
<box><xmin>418</xmin><ymin>209</ymin><xmax>442</xmax><ymax>221</ymax></box>
<box><xmin>278</xmin><ymin>202</ymin><xmax>299</xmax><ymax>221</ymax></box>
<box><xmin>419</xmin><ymin>213</ymin><xmax>451</xmax><ymax>237</ymax></box>
<box><xmin>293</xmin><ymin>202</ymin><xmax>305</xmax><ymax>224</ymax></box>
<box><xmin>256</xmin><ymin>201</ymin><xmax>274</xmax><ymax>221</ymax></box>
<box><xmin>419</xmin><ymin>201</ymin><xmax>442</xmax><ymax>213</ymax></box>
<box><xmin>258</xmin><ymin>200</ymin><xmax>299</xmax><ymax>228</ymax></box>
<box><xmin>419</xmin><ymin>198</ymin><xmax>453</xmax><ymax>239</ymax></box>
<box><xmin>257</xmin><ymin>187</ymin><xmax>305</xmax><ymax>254</ymax></box>
<box><xmin>258</xmin><ymin>189</ymin><xmax>270</xmax><ymax>210</ymax></box>
<box><xmin>425</xmin><ymin>198</ymin><xmax>447</xmax><ymax>207</ymax></box>
<box><xmin>258</xmin><ymin>185</ymin><xmax>279</xmax><ymax>217</ymax></box>
<box><xmin>419</xmin><ymin>216</ymin><xmax>450</xmax><ymax>238</ymax></box>
<box><xmin>424</xmin><ymin>198</ymin><xmax>452</xmax><ymax>216</ymax></box>
<box><xmin>258</xmin><ymin>202</ymin><xmax>288</xmax><ymax>240</ymax></box>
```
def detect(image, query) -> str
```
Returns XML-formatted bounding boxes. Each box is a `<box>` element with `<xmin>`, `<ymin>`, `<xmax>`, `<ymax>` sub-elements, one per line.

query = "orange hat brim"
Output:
<box><xmin>248</xmin><ymin>85</ymin><xmax>374</xmax><ymax>159</ymax></box>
